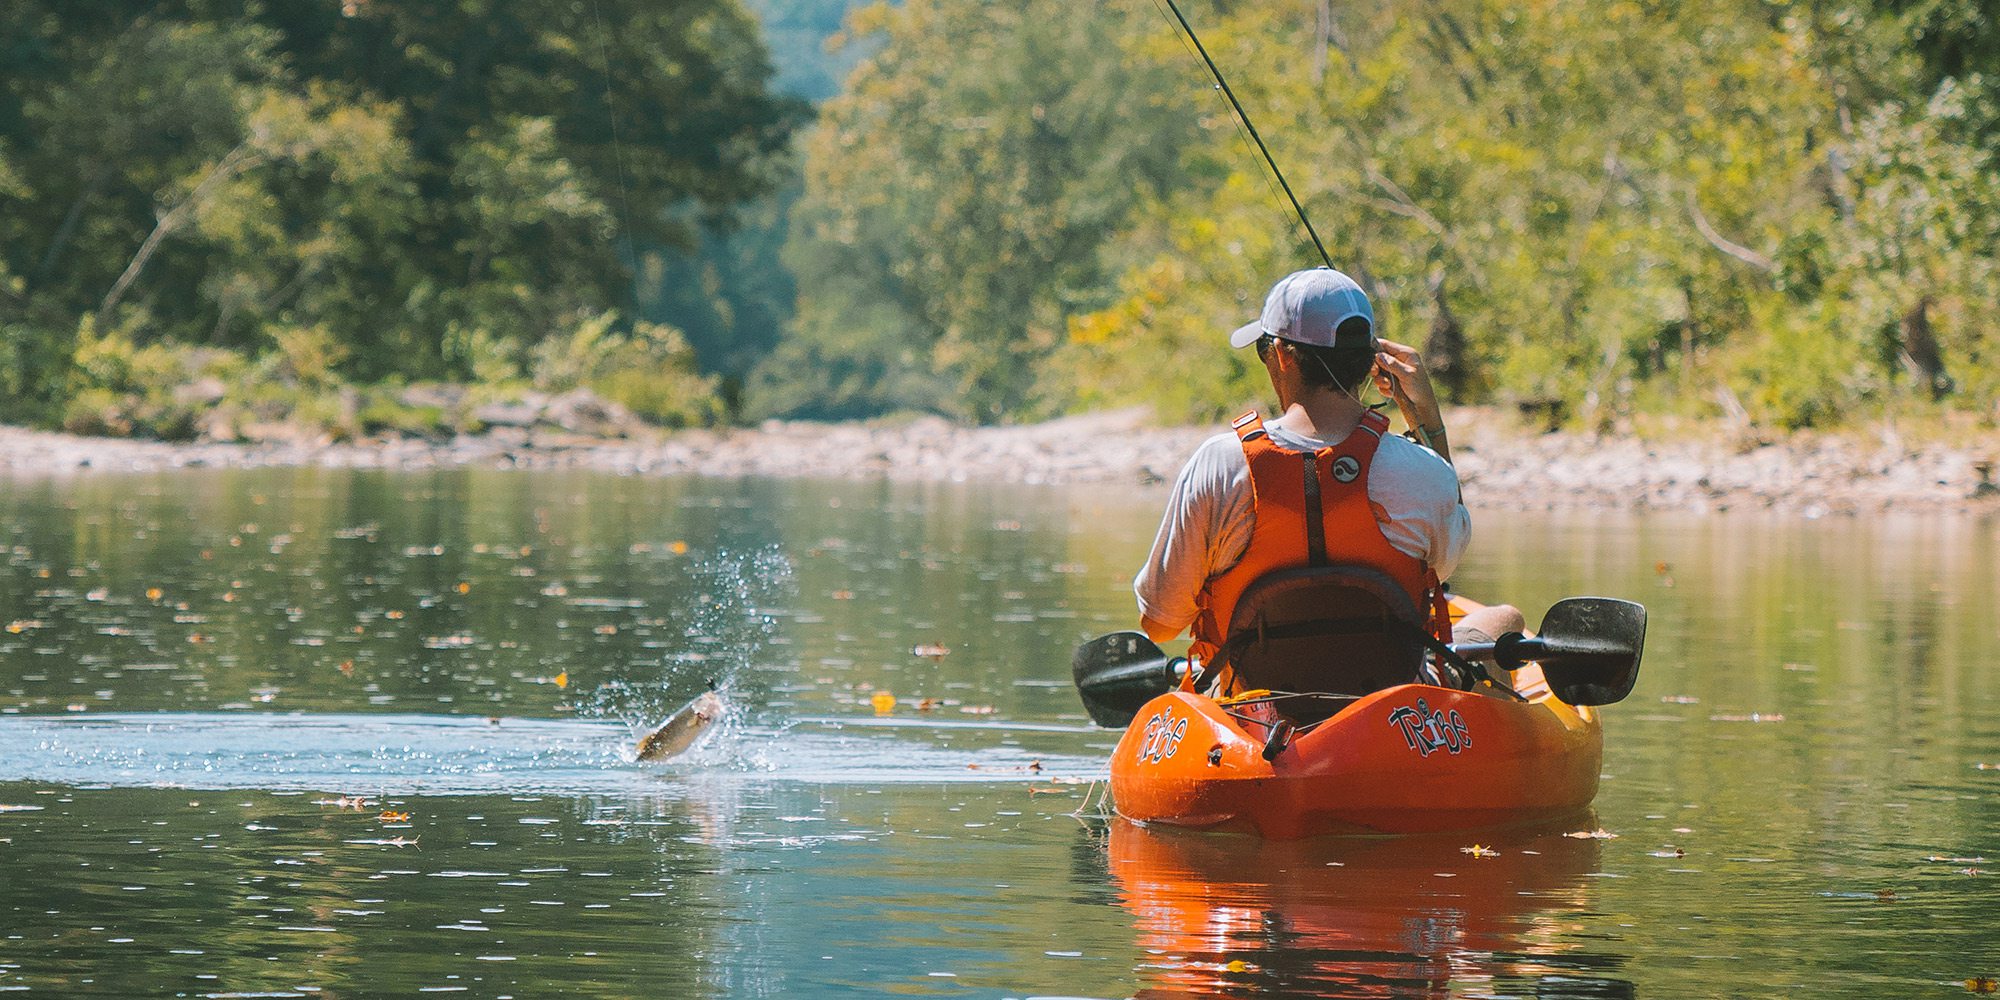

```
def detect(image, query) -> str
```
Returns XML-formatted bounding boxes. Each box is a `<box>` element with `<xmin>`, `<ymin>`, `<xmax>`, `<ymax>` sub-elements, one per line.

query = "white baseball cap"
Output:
<box><xmin>1229</xmin><ymin>267</ymin><xmax>1377</xmax><ymax>351</ymax></box>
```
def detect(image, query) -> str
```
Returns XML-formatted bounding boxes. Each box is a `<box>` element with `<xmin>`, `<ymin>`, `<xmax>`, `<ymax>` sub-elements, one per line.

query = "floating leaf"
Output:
<box><xmin>146</xmin><ymin>587</ymin><xmax>163</xmax><ymax>601</ymax></box>
<box><xmin>1967</xmin><ymin>978</ymin><xmax>1997</xmax><ymax>994</ymax></box>
<box><xmin>1567</xmin><ymin>828</ymin><xmax>1619</xmax><ymax>840</ymax></box>
<box><xmin>552</xmin><ymin>671</ymin><xmax>569</xmax><ymax>690</ymax></box>
<box><xmin>1462</xmin><ymin>844</ymin><xmax>1498</xmax><ymax>858</ymax></box>
<box><xmin>911</xmin><ymin>644</ymin><xmax>950</xmax><ymax>660</ymax></box>
<box><xmin>871</xmin><ymin>692</ymin><xmax>897</xmax><ymax>714</ymax></box>
<box><xmin>337</xmin><ymin>660</ymin><xmax>355</xmax><ymax>677</ymax></box>
<box><xmin>377</xmin><ymin>811</ymin><xmax>411</xmax><ymax>823</ymax></box>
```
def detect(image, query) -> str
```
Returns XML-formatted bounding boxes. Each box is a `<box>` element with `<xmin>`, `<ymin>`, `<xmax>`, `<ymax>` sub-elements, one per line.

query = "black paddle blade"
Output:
<box><xmin>1072</xmin><ymin>631</ymin><xmax>1182</xmax><ymax>728</ymax></box>
<box><xmin>1533</xmin><ymin>597</ymin><xmax>1647</xmax><ymax>706</ymax></box>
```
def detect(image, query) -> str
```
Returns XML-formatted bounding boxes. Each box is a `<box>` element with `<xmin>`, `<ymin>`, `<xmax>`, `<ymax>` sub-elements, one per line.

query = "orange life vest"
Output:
<box><xmin>1189</xmin><ymin>409</ymin><xmax>1453</xmax><ymax>685</ymax></box>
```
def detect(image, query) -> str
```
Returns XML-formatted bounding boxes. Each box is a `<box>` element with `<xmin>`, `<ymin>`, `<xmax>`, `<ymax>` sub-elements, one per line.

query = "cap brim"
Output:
<box><xmin>1228</xmin><ymin>321</ymin><xmax>1264</xmax><ymax>349</ymax></box>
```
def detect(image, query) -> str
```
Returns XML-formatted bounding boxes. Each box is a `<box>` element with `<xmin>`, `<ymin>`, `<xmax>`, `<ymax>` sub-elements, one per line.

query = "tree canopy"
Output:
<box><xmin>0</xmin><ymin>0</ymin><xmax>803</xmax><ymax>429</ymax></box>
<box><xmin>5</xmin><ymin>0</ymin><xmax>1993</xmax><ymax>437</ymax></box>
<box><xmin>764</xmin><ymin>0</ymin><xmax>1999</xmax><ymax>430</ymax></box>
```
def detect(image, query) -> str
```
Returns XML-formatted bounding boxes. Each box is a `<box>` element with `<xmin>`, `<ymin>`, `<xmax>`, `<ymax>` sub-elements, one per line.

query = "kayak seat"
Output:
<box><xmin>1212</xmin><ymin>565</ymin><xmax>1428</xmax><ymax>717</ymax></box>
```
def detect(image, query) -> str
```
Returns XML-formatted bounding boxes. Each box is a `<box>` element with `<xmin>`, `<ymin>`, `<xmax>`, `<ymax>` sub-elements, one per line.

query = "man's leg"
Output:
<box><xmin>1452</xmin><ymin>604</ymin><xmax>1526</xmax><ymax>689</ymax></box>
<box><xmin>1451</xmin><ymin>603</ymin><xmax>1525</xmax><ymax>645</ymax></box>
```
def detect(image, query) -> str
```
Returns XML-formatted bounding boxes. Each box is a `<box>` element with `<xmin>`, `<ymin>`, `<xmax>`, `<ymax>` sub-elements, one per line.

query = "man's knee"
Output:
<box><xmin>1452</xmin><ymin>603</ymin><xmax>1526</xmax><ymax>645</ymax></box>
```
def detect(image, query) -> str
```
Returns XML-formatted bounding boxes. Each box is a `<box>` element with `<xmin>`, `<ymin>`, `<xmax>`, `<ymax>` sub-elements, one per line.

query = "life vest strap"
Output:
<box><xmin>1232</xmin><ymin>410</ymin><xmax>1266</xmax><ymax>442</ymax></box>
<box><xmin>1302</xmin><ymin>452</ymin><xmax>1327</xmax><ymax>566</ymax></box>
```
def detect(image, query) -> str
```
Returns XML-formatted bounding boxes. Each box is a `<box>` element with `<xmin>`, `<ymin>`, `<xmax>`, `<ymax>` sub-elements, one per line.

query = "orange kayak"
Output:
<box><xmin>1108</xmin><ymin>663</ymin><xmax>1602</xmax><ymax>839</ymax></box>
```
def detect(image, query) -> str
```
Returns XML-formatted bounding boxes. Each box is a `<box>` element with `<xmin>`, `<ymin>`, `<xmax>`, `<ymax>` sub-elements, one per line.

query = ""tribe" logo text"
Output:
<box><xmin>1136</xmin><ymin>710</ymin><xmax>1189</xmax><ymax>764</ymax></box>
<box><xmin>1387</xmin><ymin>697</ymin><xmax>1470</xmax><ymax>756</ymax></box>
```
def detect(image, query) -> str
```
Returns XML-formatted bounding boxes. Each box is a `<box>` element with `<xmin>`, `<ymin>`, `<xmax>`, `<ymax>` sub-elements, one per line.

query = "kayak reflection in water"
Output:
<box><xmin>1132</xmin><ymin>267</ymin><xmax>1523</xmax><ymax>698</ymax></box>
<box><xmin>1103</xmin><ymin>820</ymin><xmax>1635</xmax><ymax>999</ymax></box>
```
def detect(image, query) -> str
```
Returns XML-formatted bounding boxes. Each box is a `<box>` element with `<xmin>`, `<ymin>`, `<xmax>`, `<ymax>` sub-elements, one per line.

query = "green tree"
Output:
<box><xmin>761</xmin><ymin>0</ymin><xmax>1199</xmax><ymax>421</ymax></box>
<box><xmin>0</xmin><ymin>0</ymin><xmax>803</xmax><ymax>425</ymax></box>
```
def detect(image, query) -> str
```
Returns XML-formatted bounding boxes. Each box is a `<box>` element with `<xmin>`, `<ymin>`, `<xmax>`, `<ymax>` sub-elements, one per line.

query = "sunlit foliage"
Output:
<box><xmin>773</xmin><ymin>0</ymin><xmax>1999</xmax><ymax>430</ymax></box>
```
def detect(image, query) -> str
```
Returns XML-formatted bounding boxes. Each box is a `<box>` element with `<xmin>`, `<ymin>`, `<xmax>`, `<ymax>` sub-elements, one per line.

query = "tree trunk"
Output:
<box><xmin>97</xmin><ymin>143</ymin><xmax>263</xmax><ymax>326</ymax></box>
<box><xmin>1423</xmin><ymin>274</ymin><xmax>1466</xmax><ymax>399</ymax></box>
<box><xmin>1899</xmin><ymin>297</ymin><xmax>1952</xmax><ymax>399</ymax></box>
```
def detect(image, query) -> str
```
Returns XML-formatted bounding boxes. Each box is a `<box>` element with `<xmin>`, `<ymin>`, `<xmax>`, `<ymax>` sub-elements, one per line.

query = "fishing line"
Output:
<box><xmin>1145</xmin><ymin>0</ymin><xmax>1290</xmax><ymax>276</ymax></box>
<box><xmin>1153</xmin><ymin>0</ymin><xmax>1333</xmax><ymax>269</ymax></box>
<box><xmin>587</xmin><ymin>0</ymin><xmax>641</xmax><ymax>311</ymax></box>
<box><xmin>1152</xmin><ymin>1</ymin><xmax>1403</xmax><ymax>416</ymax></box>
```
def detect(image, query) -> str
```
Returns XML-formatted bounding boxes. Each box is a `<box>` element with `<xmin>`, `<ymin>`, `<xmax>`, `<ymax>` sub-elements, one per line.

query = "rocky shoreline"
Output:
<box><xmin>3</xmin><ymin>408</ymin><xmax>1997</xmax><ymax>516</ymax></box>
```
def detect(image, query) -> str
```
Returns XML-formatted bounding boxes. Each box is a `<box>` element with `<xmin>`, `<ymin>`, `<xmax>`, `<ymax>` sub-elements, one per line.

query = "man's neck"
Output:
<box><xmin>1268</xmin><ymin>389</ymin><xmax>1368</xmax><ymax>443</ymax></box>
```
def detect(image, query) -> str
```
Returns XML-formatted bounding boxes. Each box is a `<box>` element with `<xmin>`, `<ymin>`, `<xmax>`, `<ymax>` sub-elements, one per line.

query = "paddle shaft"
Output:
<box><xmin>1454</xmin><ymin>634</ymin><xmax>1638</xmax><ymax>668</ymax></box>
<box><xmin>1074</xmin><ymin>594</ymin><xmax>1645</xmax><ymax>724</ymax></box>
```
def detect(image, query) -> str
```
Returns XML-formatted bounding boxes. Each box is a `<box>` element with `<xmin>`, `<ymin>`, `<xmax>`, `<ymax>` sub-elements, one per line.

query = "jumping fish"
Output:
<box><xmin>634</xmin><ymin>688</ymin><xmax>726</xmax><ymax>762</ymax></box>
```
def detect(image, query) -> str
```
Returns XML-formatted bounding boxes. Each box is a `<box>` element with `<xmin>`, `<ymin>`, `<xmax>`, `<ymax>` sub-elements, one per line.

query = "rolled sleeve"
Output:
<box><xmin>1134</xmin><ymin>433</ymin><xmax>1247</xmax><ymax>635</ymax></box>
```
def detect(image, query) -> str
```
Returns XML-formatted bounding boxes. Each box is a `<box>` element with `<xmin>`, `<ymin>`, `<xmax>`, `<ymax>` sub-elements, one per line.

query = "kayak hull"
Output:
<box><xmin>1108</xmin><ymin>667</ymin><xmax>1602</xmax><ymax>839</ymax></box>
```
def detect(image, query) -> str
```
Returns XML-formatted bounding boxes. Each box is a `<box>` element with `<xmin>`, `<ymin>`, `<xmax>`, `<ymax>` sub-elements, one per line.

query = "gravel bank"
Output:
<box><xmin>3</xmin><ymin>409</ymin><xmax>1996</xmax><ymax>516</ymax></box>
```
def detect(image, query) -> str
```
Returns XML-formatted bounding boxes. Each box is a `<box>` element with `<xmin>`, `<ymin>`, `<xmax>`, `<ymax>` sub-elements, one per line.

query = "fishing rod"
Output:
<box><xmin>1157</xmin><ymin>0</ymin><xmax>1333</xmax><ymax>269</ymax></box>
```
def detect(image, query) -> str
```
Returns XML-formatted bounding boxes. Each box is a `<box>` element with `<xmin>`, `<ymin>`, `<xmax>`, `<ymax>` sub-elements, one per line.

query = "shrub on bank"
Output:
<box><xmin>60</xmin><ymin>318</ymin><xmax>245</xmax><ymax>440</ymax></box>
<box><xmin>23</xmin><ymin>309</ymin><xmax>726</xmax><ymax>442</ymax></box>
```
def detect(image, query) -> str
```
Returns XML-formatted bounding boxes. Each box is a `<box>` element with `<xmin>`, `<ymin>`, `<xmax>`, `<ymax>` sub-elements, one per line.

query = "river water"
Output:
<box><xmin>0</xmin><ymin>468</ymin><xmax>1994</xmax><ymax>998</ymax></box>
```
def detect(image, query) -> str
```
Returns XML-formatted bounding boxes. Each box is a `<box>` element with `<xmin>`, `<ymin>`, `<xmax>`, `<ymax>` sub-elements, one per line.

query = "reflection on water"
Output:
<box><xmin>2</xmin><ymin>468</ymin><xmax>1998</xmax><ymax>996</ymax></box>
<box><xmin>1108</xmin><ymin>821</ymin><xmax>1629</xmax><ymax>999</ymax></box>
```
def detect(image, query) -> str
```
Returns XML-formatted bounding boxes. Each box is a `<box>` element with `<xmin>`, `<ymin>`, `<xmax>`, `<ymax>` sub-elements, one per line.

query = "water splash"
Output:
<box><xmin>578</xmin><ymin>545</ymin><xmax>794</xmax><ymax>738</ymax></box>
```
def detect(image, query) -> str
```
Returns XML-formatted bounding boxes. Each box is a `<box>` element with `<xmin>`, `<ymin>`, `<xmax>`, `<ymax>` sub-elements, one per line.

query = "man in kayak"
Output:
<box><xmin>1133</xmin><ymin>266</ymin><xmax>1522</xmax><ymax>692</ymax></box>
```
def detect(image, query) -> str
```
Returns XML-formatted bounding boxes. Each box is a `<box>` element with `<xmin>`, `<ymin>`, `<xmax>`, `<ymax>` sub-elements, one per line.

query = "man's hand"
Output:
<box><xmin>1373</xmin><ymin>339</ymin><xmax>1451</xmax><ymax>463</ymax></box>
<box><xmin>1372</xmin><ymin>339</ymin><xmax>1443</xmax><ymax>429</ymax></box>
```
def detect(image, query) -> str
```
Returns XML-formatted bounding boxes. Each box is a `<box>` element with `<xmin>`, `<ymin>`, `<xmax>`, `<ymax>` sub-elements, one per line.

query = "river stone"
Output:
<box><xmin>474</xmin><ymin>401</ymin><xmax>543</xmax><ymax>428</ymax></box>
<box><xmin>546</xmin><ymin>389</ymin><xmax>634</xmax><ymax>437</ymax></box>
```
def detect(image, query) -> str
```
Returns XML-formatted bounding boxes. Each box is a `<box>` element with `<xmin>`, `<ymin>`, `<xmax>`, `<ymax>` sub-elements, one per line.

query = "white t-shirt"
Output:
<box><xmin>1133</xmin><ymin>421</ymin><xmax>1470</xmax><ymax>636</ymax></box>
